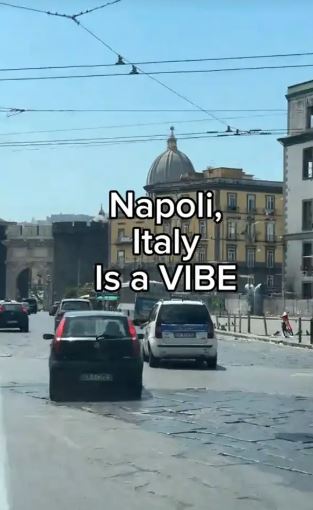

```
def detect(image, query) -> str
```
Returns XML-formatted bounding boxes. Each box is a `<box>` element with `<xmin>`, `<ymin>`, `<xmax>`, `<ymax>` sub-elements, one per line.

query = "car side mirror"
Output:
<box><xmin>43</xmin><ymin>333</ymin><xmax>54</xmax><ymax>340</ymax></box>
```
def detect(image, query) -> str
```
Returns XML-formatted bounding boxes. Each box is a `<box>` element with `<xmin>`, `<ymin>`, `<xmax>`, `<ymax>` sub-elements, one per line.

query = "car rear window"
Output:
<box><xmin>3</xmin><ymin>304</ymin><xmax>23</xmax><ymax>311</ymax></box>
<box><xmin>62</xmin><ymin>316</ymin><xmax>128</xmax><ymax>338</ymax></box>
<box><xmin>158</xmin><ymin>304</ymin><xmax>211</xmax><ymax>324</ymax></box>
<box><xmin>61</xmin><ymin>301</ymin><xmax>91</xmax><ymax>311</ymax></box>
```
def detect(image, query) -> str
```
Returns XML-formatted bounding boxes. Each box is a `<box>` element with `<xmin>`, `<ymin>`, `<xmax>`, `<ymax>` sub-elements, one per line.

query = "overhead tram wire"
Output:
<box><xmin>0</xmin><ymin>106</ymin><xmax>286</xmax><ymax>114</ymax></box>
<box><xmin>0</xmin><ymin>62</ymin><xmax>313</xmax><ymax>83</ymax></box>
<box><xmin>0</xmin><ymin>50</ymin><xmax>313</xmax><ymax>72</ymax></box>
<box><xmin>0</xmin><ymin>113</ymin><xmax>287</xmax><ymax>137</ymax></box>
<box><xmin>0</xmin><ymin>1</ymin><xmax>121</xmax><ymax>19</ymax></box>
<box><xmin>74</xmin><ymin>22</ymin><xmax>233</xmax><ymax>130</ymax></box>
<box><xmin>0</xmin><ymin>127</ymin><xmax>296</xmax><ymax>149</ymax></box>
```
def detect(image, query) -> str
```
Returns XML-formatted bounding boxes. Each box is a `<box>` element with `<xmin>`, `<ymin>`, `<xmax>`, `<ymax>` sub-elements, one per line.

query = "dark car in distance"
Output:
<box><xmin>54</xmin><ymin>299</ymin><xmax>93</xmax><ymax>331</ymax></box>
<box><xmin>23</xmin><ymin>298</ymin><xmax>38</xmax><ymax>314</ymax></box>
<box><xmin>44</xmin><ymin>311</ymin><xmax>143</xmax><ymax>402</ymax></box>
<box><xmin>49</xmin><ymin>301</ymin><xmax>60</xmax><ymax>316</ymax></box>
<box><xmin>0</xmin><ymin>301</ymin><xmax>29</xmax><ymax>332</ymax></box>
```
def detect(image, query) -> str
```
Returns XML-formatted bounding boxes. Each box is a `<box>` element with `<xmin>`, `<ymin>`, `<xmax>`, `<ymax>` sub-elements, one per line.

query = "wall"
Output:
<box><xmin>52</xmin><ymin>221</ymin><xmax>109</xmax><ymax>300</ymax></box>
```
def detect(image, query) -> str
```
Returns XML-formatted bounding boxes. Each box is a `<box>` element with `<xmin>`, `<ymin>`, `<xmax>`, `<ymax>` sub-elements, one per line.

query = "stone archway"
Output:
<box><xmin>16</xmin><ymin>267</ymin><xmax>31</xmax><ymax>300</ymax></box>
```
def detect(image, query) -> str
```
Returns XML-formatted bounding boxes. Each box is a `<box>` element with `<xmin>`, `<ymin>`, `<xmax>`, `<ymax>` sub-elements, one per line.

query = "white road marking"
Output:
<box><xmin>0</xmin><ymin>389</ymin><xmax>10</xmax><ymax>510</ymax></box>
<box><xmin>291</xmin><ymin>373</ymin><xmax>313</xmax><ymax>377</ymax></box>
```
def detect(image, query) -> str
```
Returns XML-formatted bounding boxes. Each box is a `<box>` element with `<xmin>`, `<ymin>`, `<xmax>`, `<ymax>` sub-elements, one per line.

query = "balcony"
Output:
<box><xmin>264</xmin><ymin>208</ymin><xmax>275</xmax><ymax>217</ymax></box>
<box><xmin>115</xmin><ymin>235</ymin><xmax>132</xmax><ymax>244</ymax></box>
<box><xmin>227</xmin><ymin>205</ymin><xmax>239</xmax><ymax>213</ymax></box>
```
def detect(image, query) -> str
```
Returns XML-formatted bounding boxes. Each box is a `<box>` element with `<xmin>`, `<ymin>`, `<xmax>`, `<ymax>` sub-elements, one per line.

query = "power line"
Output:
<box><xmin>0</xmin><ymin>127</ymin><xmax>293</xmax><ymax>148</ymax></box>
<box><xmin>0</xmin><ymin>1</ymin><xmax>121</xmax><ymax>19</ymax></box>
<box><xmin>75</xmin><ymin>22</ymin><xmax>231</xmax><ymax>130</ymax></box>
<box><xmin>1</xmin><ymin>50</ymin><xmax>312</xmax><ymax>73</ymax></box>
<box><xmin>2</xmin><ymin>129</ymin><xmax>292</xmax><ymax>153</ymax></box>
<box><xmin>0</xmin><ymin>106</ymin><xmax>286</xmax><ymax>113</ymax></box>
<box><xmin>0</xmin><ymin>113</ymin><xmax>286</xmax><ymax>137</ymax></box>
<box><xmin>1</xmin><ymin>62</ymin><xmax>312</xmax><ymax>82</ymax></box>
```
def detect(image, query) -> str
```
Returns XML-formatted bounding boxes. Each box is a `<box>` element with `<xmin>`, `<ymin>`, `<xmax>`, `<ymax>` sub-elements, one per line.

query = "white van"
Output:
<box><xmin>117</xmin><ymin>303</ymin><xmax>135</xmax><ymax>320</ymax></box>
<box><xmin>142</xmin><ymin>299</ymin><xmax>217</xmax><ymax>369</ymax></box>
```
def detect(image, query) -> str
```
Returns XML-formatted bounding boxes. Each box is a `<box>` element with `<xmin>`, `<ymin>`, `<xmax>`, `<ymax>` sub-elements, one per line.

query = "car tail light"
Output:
<box><xmin>22</xmin><ymin>306</ymin><xmax>28</xmax><ymax>314</ymax></box>
<box><xmin>0</xmin><ymin>305</ymin><xmax>4</xmax><ymax>313</ymax></box>
<box><xmin>155</xmin><ymin>324</ymin><xmax>162</xmax><ymax>339</ymax></box>
<box><xmin>128</xmin><ymin>319</ymin><xmax>140</xmax><ymax>356</ymax></box>
<box><xmin>54</xmin><ymin>317</ymin><xmax>66</xmax><ymax>352</ymax></box>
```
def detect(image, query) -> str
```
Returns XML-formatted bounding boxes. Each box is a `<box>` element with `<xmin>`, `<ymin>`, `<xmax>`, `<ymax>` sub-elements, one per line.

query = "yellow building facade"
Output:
<box><xmin>110</xmin><ymin>131</ymin><xmax>283</xmax><ymax>292</ymax></box>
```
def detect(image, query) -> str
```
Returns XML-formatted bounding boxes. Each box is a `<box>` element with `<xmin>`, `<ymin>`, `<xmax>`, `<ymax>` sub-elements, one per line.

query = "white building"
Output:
<box><xmin>279</xmin><ymin>80</ymin><xmax>313</xmax><ymax>298</ymax></box>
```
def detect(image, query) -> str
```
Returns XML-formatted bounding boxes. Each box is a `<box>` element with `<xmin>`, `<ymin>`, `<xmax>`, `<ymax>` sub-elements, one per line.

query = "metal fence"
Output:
<box><xmin>213</xmin><ymin>313</ymin><xmax>313</xmax><ymax>345</ymax></box>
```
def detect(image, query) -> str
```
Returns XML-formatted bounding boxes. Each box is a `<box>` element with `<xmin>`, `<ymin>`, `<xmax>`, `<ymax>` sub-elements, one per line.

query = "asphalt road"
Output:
<box><xmin>0</xmin><ymin>313</ymin><xmax>313</xmax><ymax>510</ymax></box>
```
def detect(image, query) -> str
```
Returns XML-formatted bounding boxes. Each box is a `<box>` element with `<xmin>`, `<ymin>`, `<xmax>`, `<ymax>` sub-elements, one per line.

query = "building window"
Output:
<box><xmin>267</xmin><ymin>275</ymin><xmax>274</xmax><ymax>289</ymax></box>
<box><xmin>265</xmin><ymin>195</ymin><xmax>275</xmax><ymax>212</ymax></box>
<box><xmin>247</xmin><ymin>194</ymin><xmax>256</xmax><ymax>212</ymax></box>
<box><xmin>199</xmin><ymin>220</ymin><xmax>207</xmax><ymax>238</ymax></box>
<box><xmin>227</xmin><ymin>220</ymin><xmax>237</xmax><ymax>240</ymax></box>
<box><xmin>306</xmin><ymin>106</ymin><xmax>313</xmax><ymax>129</ymax></box>
<box><xmin>246</xmin><ymin>248</ymin><xmax>255</xmax><ymax>268</ymax></box>
<box><xmin>246</xmin><ymin>221</ymin><xmax>256</xmax><ymax>242</ymax></box>
<box><xmin>266</xmin><ymin>248</ymin><xmax>274</xmax><ymax>268</ymax></box>
<box><xmin>303</xmin><ymin>148</ymin><xmax>313</xmax><ymax>180</ymax></box>
<box><xmin>117</xmin><ymin>228</ymin><xmax>125</xmax><ymax>241</ymax></box>
<box><xmin>117</xmin><ymin>250</ymin><xmax>125</xmax><ymax>265</ymax></box>
<box><xmin>163</xmin><ymin>222</ymin><xmax>171</xmax><ymax>234</ymax></box>
<box><xmin>182</xmin><ymin>222</ymin><xmax>189</xmax><ymax>234</ymax></box>
<box><xmin>302</xmin><ymin>200</ymin><xmax>313</xmax><ymax>231</ymax></box>
<box><xmin>266</xmin><ymin>222</ymin><xmax>275</xmax><ymax>242</ymax></box>
<box><xmin>198</xmin><ymin>246</ymin><xmax>207</xmax><ymax>262</ymax></box>
<box><xmin>302</xmin><ymin>282</ymin><xmax>313</xmax><ymax>299</ymax></box>
<box><xmin>227</xmin><ymin>245</ymin><xmax>236</xmax><ymax>262</ymax></box>
<box><xmin>302</xmin><ymin>242</ymin><xmax>313</xmax><ymax>271</ymax></box>
<box><xmin>227</xmin><ymin>193</ymin><xmax>237</xmax><ymax>211</ymax></box>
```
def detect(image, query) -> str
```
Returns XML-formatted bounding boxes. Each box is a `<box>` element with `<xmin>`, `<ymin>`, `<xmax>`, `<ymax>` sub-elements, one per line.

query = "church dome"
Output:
<box><xmin>146</xmin><ymin>127</ymin><xmax>195</xmax><ymax>186</ymax></box>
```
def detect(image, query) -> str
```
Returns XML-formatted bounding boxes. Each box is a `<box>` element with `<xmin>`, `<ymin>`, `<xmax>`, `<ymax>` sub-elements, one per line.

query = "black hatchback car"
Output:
<box><xmin>43</xmin><ymin>311</ymin><xmax>143</xmax><ymax>402</ymax></box>
<box><xmin>0</xmin><ymin>301</ymin><xmax>29</xmax><ymax>332</ymax></box>
<box><xmin>23</xmin><ymin>298</ymin><xmax>38</xmax><ymax>314</ymax></box>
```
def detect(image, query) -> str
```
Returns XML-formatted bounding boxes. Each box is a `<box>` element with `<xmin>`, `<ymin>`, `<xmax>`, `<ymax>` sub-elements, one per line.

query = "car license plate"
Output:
<box><xmin>7</xmin><ymin>320</ymin><xmax>18</xmax><ymax>324</ymax></box>
<box><xmin>80</xmin><ymin>373</ymin><xmax>113</xmax><ymax>382</ymax></box>
<box><xmin>174</xmin><ymin>332</ymin><xmax>195</xmax><ymax>338</ymax></box>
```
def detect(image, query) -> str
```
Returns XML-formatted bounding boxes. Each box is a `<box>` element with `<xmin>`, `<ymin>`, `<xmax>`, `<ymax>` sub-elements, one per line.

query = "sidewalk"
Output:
<box><xmin>216</xmin><ymin>329</ymin><xmax>313</xmax><ymax>349</ymax></box>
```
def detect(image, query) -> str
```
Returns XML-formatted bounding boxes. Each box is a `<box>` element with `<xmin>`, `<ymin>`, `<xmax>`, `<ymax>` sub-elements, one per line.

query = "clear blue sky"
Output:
<box><xmin>1</xmin><ymin>0</ymin><xmax>313</xmax><ymax>221</ymax></box>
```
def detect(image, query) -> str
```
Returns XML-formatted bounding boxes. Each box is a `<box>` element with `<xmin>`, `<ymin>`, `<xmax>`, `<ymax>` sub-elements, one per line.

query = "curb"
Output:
<box><xmin>216</xmin><ymin>329</ymin><xmax>313</xmax><ymax>350</ymax></box>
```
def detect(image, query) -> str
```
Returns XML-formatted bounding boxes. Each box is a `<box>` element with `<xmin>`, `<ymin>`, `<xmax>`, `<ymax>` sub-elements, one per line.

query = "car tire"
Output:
<box><xmin>129</xmin><ymin>380</ymin><xmax>143</xmax><ymax>399</ymax></box>
<box><xmin>195</xmin><ymin>358</ymin><xmax>205</xmax><ymax>368</ymax></box>
<box><xmin>148</xmin><ymin>346</ymin><xmax>159</xmax><ymax>368</ymax></box>
<box><xmin>49</xmin><ymin>370</ymin><xmax>65</xmax><ymax>402</ymax></box>
<box><xmin>20</xmin><ymin>325</ymin><xmax>29</xmax><ymax>333</ymax></box>
<box><xmin>206</xmin><ymin>355</ymin><xmax>217</xmax><ymax>370</ymax></box>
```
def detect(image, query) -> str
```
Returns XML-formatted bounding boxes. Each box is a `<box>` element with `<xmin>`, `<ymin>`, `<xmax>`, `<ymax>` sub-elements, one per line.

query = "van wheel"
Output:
<box><xmin>148</xmin><ymin>346</ymin><xmax>159</xmax><ymax>368</ymax></box>
<box><xmin>49</xmin><ymin>370</ymin><xmax>65</xmax><ymax>402</ymax></box>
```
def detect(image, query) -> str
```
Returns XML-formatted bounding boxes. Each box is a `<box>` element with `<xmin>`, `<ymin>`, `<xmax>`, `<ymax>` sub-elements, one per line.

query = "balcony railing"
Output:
<box><xmin>116</xmin><ymin>235</ymin><xmax>132</xmax><ymax>244</ymax></box>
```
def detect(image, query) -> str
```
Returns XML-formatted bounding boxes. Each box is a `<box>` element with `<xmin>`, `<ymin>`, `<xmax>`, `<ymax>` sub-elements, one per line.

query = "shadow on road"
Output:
<box><xmin>154</xmin><ymin>360</ymin><xmax>226</xmax><ymax>371</ymax></box>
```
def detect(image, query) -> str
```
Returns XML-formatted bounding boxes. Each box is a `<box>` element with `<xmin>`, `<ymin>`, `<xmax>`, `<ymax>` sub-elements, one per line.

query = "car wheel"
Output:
<box><xmin>129</xmin><ymin>379</ymin><xmax>143</xmax><ymax>399</ymax></box>
<box><xmin>49</xmin><ymin>370</ymin><xmax>65</xmax><ymax>402</ymax></box>
<box><xmin>195</xmin><ymin>358</ymin><xmax>205</xmax><ymax>368</ymax></box>
<box><xmin>206</xmin><ymin>355</ymin><xmax>217</xmax><ymax>370</ymax></box>
<box><xmin>148</xmin><ymin>346</ymin><xmax>160</xmax><ymax>368</ymax></box>
<box><xmin>20</xmin><ymin>325</ymin><xmax>29</xmax><ymax>332</ymax></box>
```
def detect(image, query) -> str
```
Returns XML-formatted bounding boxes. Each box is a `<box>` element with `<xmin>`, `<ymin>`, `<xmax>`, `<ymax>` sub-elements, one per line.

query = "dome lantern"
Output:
<box><xmin>146</xmin><ymin>126</ymin><xmax>195</xmax><ymax>186</ymax></box>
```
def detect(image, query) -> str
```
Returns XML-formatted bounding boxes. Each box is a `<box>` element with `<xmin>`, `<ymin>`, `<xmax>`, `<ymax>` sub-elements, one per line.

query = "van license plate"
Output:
<box><xmin>7</xmin><ymin>320</ymin><xmax>18</xmax><ymax>324</ymax></box>
<box><xmin>80</xmin><ymin>373</ymin><xmax>113</xmax><ymax>382</ymax></box>
<box><xmin>174</xmin><ymin>332</ymin><xmax>195</xmax><ymax>338</ymax></box>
